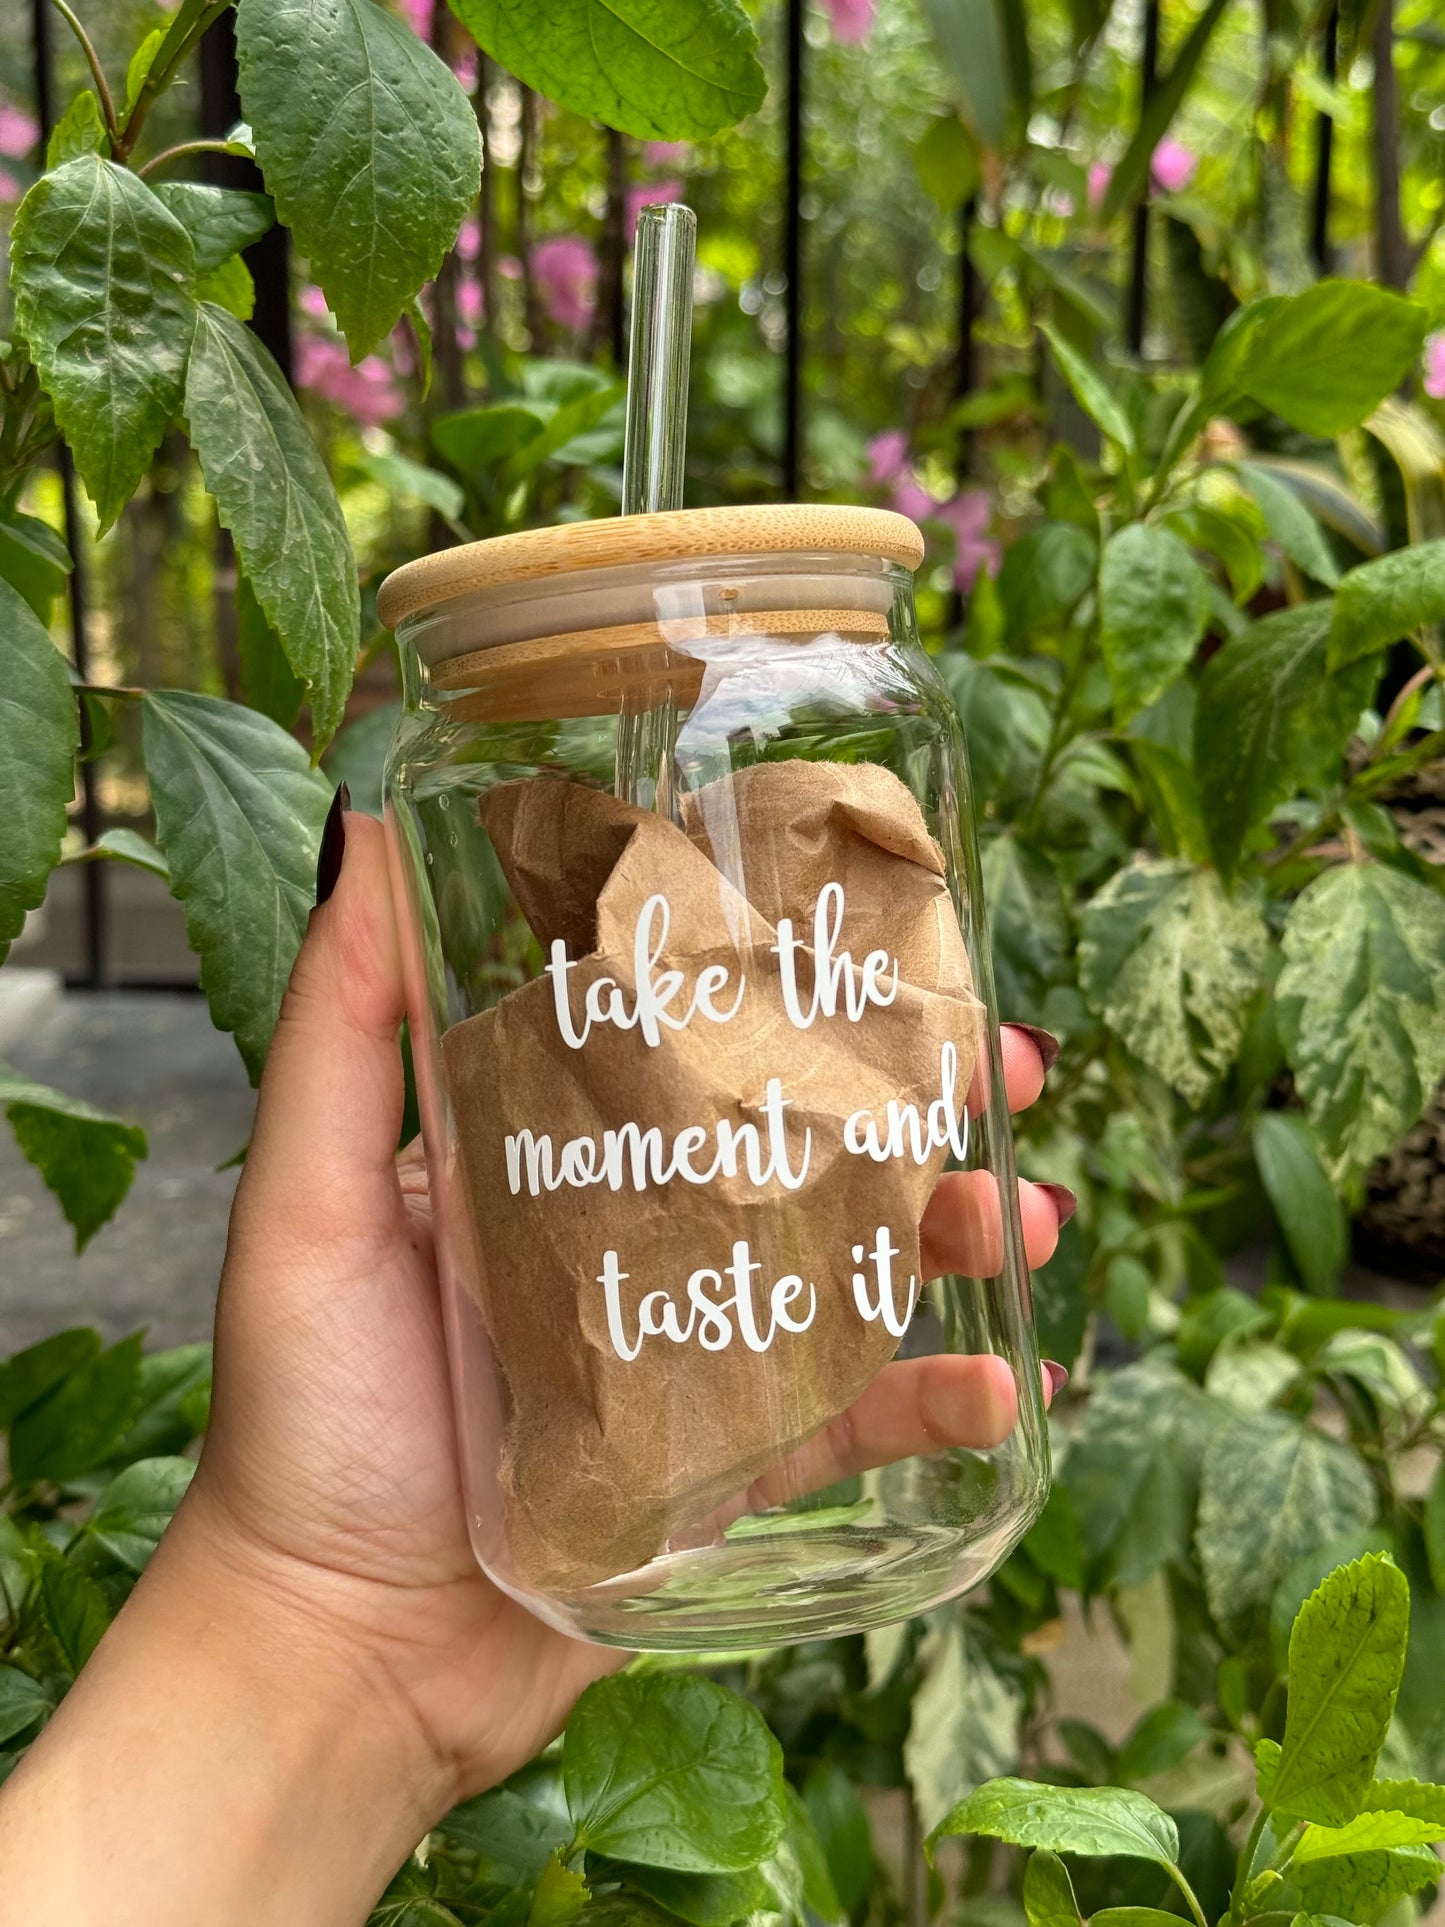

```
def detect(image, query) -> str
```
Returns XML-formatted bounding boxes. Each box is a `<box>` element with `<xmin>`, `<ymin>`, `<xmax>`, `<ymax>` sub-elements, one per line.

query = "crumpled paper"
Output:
<box><xmin>441</xmin><ymin>758</ymin><xmax>984</xmax><ymax>1590</ymax></box>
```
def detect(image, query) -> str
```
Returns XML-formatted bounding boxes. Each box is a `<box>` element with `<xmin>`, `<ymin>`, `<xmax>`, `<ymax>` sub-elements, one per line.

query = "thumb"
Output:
<box><xmin>239</xmin><ymin>790</ymin><xmax>409</xmax><ymax>1244</ymax></box>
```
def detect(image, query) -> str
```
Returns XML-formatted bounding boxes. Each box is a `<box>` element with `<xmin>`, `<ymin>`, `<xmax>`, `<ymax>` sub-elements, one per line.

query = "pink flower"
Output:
<box><xmin>891</xmin><ymin>479</ymin><xmax>937</xmax><ymax>525</ymax></box>
<box><xmin>498</xmin><ymin>255</ymin><xmax>522</xmax><ymax>279</ymax></box>
<box><xmin>625</xmin><ymin>180</ymin><xmax>684</xmax><ymax>243</ymax></box>
<box><xmin>299</xmin><ymin>283</ymin><xmax>331</xmax><ymax>320</ymax></box>
<box><xmin>1151</xmin><ymin>138</ymin><xmax>1196</xmax><ymax>193</ymax></box>
<box><xmin>643</xmin><ymin>141</ymin><xmax>691</xmax><ymax>167</ymax></box>
<box><xmin>867</xmin><ymin>430</ymin><xmax>910</xmax><ymax>486</ymax></box>
<box><xmin>933</xmin><ymin>489</ymin><xmax>999</xmax><ymax>590</ymax></box>
<box><xmin>0</xmin><ymin>102</ymin><xmax>38</xmax><ymax>157</ymax></box>
<box><xmin>821</xmin><ymin>0</ymin><xmax>876</xmax><ymax>40</ymax></box>
<box><xmin>0</xmin><ymin>164</ymin><xmax>21</xmax><ymax>204</ymax></box>
<box><xmin>457</xmin><ymin>217</ymin><xmax>480</xmax><ymax>261</ymax></box>
<box><xmin>533</xmin><ymin>235</ymin><xmax>598</xmax><ymax>332</ymax></box>
<box><xmin>452</xmin><ymin>47</ymin><xmax>478</xmax><ymax>89</ymax></box>
<box><xmin>457</xmin><ymin>277</ymin><xmax>483</xmax><ymax>325</ymax></box>
<box><xmin>1424</xmin><ymin>334</ymin><xmax>1445</xmax><ymax>402</ymax></box>
<box><xmin>400</xmin><ymin>0</ymin><xmax>432</xmax><ymax>36</ymax></box>
<box><xmin>295</xmin><ymin>336</ymin><xmax>403</xmax><ymax>427</ymax></box>
<box><xmin>1087</xmin><ymin>161</ymin><xmax>1112</xmax><ymax>210</ymax></box>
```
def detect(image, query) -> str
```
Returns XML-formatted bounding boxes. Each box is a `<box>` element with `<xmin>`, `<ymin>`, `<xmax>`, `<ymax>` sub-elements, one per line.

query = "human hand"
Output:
<box><xmin>0</xmin><ymin>793</ymin><xmax>1069</xmax><ymax>1927</ymax></box>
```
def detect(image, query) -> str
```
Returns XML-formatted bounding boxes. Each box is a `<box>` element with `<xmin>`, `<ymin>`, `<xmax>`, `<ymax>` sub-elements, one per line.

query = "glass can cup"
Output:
<box><xmin>377</xmin><ymin>504</ymin><xmax>1049</xmax><ymax>1651</ymax></box>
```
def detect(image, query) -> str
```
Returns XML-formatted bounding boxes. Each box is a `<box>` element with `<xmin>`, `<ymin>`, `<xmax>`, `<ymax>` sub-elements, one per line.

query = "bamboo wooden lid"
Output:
<box><xmin>376</xmin><ymin>504</ymin><xmax>925</xmax><ymax>630</ymax></box>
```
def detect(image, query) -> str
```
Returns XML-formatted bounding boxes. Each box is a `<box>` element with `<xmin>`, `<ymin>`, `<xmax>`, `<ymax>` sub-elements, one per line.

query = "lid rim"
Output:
<box><xmin>376</xmin><ymin>504</ymin><xmax>925</xmax><ymax>630</ymax></box>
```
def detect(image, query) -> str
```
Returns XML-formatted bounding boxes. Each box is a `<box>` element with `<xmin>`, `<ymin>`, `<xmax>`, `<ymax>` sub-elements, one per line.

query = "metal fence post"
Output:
<box><xmin>1125</xmin><ymin>0</ymin><xmax>1160</xmax><ymax>355</ymax></box>
<box><xmin>782</xmin><ymin>0</ymin><xmax>805</xmax><ymax>497</ymax></box>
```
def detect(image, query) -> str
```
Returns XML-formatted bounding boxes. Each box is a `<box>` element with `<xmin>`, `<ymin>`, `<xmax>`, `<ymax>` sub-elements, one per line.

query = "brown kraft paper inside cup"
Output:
<box><xmin>441</xmin><ymin>758</ymin><xmax>984</xmax><ymax>1590</ymax></box>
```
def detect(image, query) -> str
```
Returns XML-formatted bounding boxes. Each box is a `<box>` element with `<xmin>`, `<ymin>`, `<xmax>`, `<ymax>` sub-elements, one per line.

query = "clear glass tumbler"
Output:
<box><xmin>378</xmin><ymin>504</ymin><xmax>1049</xmax><ymax>1650</ymax></box>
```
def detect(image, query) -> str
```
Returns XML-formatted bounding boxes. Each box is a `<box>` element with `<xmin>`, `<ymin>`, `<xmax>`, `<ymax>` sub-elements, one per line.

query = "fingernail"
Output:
<box><xmin>1011</xmin><ymin>1023</ymin><xmax>1060</xmax><ymax>1072</ymax></box>
<box><xmin>1038</xmin><ymin>1181</ymin><xmax>1077</xmax><ymax>1226</ymax></box>
<box><xmin>315</xmin><ymin>782</ymin><xmax>349</xmax><ymax>906</ymax></box>
<box><xmin>1044</xmin><ymin>1361</ymin><xmax>1070</xmax><ymax>1397</ymax></box>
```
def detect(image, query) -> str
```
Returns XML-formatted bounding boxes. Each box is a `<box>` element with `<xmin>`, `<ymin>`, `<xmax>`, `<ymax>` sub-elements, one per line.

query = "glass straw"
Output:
<box><xmin>621</xmin><ymin>203</ymin><xmax>697</xmax><ymax>516</ymax></box>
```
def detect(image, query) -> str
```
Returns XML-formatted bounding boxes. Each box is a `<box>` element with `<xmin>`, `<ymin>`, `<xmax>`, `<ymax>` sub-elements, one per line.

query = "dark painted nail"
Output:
<box><xmin>1038</xmin><ymin>1181</ymin><xmax>1077</xmax><ymax>1226</ymax></box>
<box><xmin>1044</xmin><ymin>1361</ymin><xmax>1070</xmax><ymax>1397</ymax></box>
<box><xmin>1011</xmin><ymin>1022</ymin><xmax>1060</xmax><ymax>1072</ymax></box>
<box><xmin>315</xmin><ymin>782</ymin><xmax>349</xmax><ymax>906</ymax></box>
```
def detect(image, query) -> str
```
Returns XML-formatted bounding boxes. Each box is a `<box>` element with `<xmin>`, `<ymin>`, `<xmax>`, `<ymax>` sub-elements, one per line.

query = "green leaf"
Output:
<box><xmin>1292</xmin><ymin>1809</ymin><xmax>1445</xmax><ymax>1864</ymax></box>
<box><xmin>996</xmin><ymin>523</ymin><xmax>1096</xmax><ymax>644</ymax></box>
<box><xmin>563</xmin><ymin>1673</ymin><xmax>786</xmax><ymax>1873</ymax></box>
<box><xmin>1023</xmin><ymin>1851</ymin><xmax>1081</xmax><ymax>1927</ymax></box>
<box><xmin>10</xmin><ymin>156</ymin><xmax>196</xmax><ymax>531</ymax></box>
<box><xmin>1277</xmin><ymin>863</ymin><xmax>1445</xmax><ymax>1185</ymax></box>
<box><xmin>450</xmin><ymin>0</ymin><xmax>766</xmax><ymax>142</ymax></box>
<box><xmin>1290</xmin><ymin>1845</ymin><xmax>1442</xmax><ymax>1923</ymax></box>
<box><xmin>1114</xmin><ymin>1703</ymin><xmax>1209</xmax><ymax>1785</ymax></box>
<box><xmin>37</xmin><ymin>1560</ymin><xmax>110</xmax><ymax>1675</ymax></box>
<box><xmin>0</xmin><ymin>577</ymin><xmax>78</xmax><ymax>964</ymax></box>
<box><xmin>0</xmin><ymin>510</ymin><xmax>72</xmax><ymax>620</ymax></box>
<box><xmin>775</xmin><ymin>1785</ymin><xmax>843</xmax><ymax>1925</ymax></box>
<box><xmin>195</xmin><ymin>253</ymin><xmax>256</xmax><ymax>321</ymax></box>
<box><xmin>0</xmin><ymin>1065</ymin><xmax>147</xmax><ymax>1249</ymax></box>
<box><xmin>1040</xmin><ymin>324</ymin><xmax>1135</xmax><ymax>455</ymax></box>
<box><xmin>142</xmin><ymin>691</ymin><xmax>333</xmax><ymax>1081</ymax></box>
<box><xmin>9</xmin><ymin>1333</ymin><xmax>143</xmax><ymax>1484</ymax></box>
<box><xmin>88</xmin><ymin>1457</ymin><xmax>196</xmax><ymax>1572</ymax></box>
<box><xmin>1235</xmin><ymin>462</ymin><xmax>1341</xmax><ymax>588</ymax></box>
<box><xmin>1127</xmin><ymin>739</ymin><xmax>1210</xmax><ymax>863</ymax></box>
<box><xmin>916</xmin><ymin>0</ymin><xmax>1014</xmax><ymax>151</ymax></box>
<box><xmin>0</xmin><ymin>1329</ymin><xmax>102</xmax><ymax>1428</ymax></box>
<box><xmin>615</xmin><ymin>1863</ymin><xmax>770</xmax><ymax>1927</ymax></box>
<box><xmin>0</xmin><ymin>1666</ymin><xmax>52</xmax><ymax>1746</ymax></box>
<box><xmin>122</xmin><ymin>25</ymin><xmax>168</xmax><ymax>119</ymax></box>
<box><xmin>237</xmin><ymin>0</ymin><xmax>480</xmax><ymax>354</ymax></box>
<box><xmin>528</xmin><ymin>1852</ymin><xmax>589</xmax><ymax>1927</ymax></box>
<box><xmin>436</xmin><ymin>1766</ymin><xmax>571</xmax><ymax>1882</ymax></box>
<box><xmin>432</xmin><ymin>403</ymin><xmax>549</xmax><ymax>480</ymax></box>
<box><xmin>905</xmin><ymin>1624</ymin><xmax>1022</xmax><ymax>1831</ymax></box>
<box><xmin>354</xmin><ymin>450</ymin><xmax>466</xmax><ymax>523</ymax></box>
<box><xmin>1253</xmin><ymin>1112</ymin><xmax>1347</xmax><ymax>1295</ymax></box>
<box><xmin>1267</xmin><ymin>1555</ymin><xmax>1410</xmax><ymax>1824</ymax></box>
<box><xmin>107</xmin><ymin>1344</ymin><xmax>212</xmax><ymax>1463</ymax></box>
<box><xmin>930</xmin><ymin>1777</ymin><xmax>1179</xmax><ymax>1866</ymax></box>
<box><xmin>46</xmin><ymin>89</ymin><xmax>107</xmax><ymax>166</ymax></box>
<box><xmin>152</xmin><ymin>183</ymin><xmax>274</xmax><ymax>273</ymax></box>
<box><xmin>1078</xmin><ymin>858</ymin><xmax>1268</xmax><ymax>1106</ymax></box>
<box><xmin>185</xmin><ymin>301</ymin><xmax>357</xmax><ymax>746</ymax></box>
<box><xmin>235</xmin><ymin>570</ymin><xmax>306</xmax><ymax>732</ymax></box>
<box><xmin>1061</xmin><ymin>1356</ymin><xmax>1224</xmax><ymax>1588</ymax></box>
<box><xmin>1193</xmin><ymin>601</ymin><xmax>1376</xmax><ymax>880</ymax></box>
<box><xmin>1098</xmin><ymin>524</ymin><xmax>1211</xmax><ymax>723</ymax></box>
<box><xmin>1198</xmin><ymin>1416</ymin><xmax>1377</xmax><ymax>1651</ymax></box>
<box><xmin>981</xmin><ymin>836</ymin><xmax>1071</xmax><ymax>1023</ymax></box>
<box><xmin>914</xmin><ymin>113</ymin><xmax>981</xmax><ymax>211</ymax></box>
<box><xmin>1099</xmin><ymin>0</ymin><xmax>1231</xmax><ymax>219</ymax></box>
<box><xmin>802</xmin><ymin>1763</ymin><xmax>873</xmax><ymax>1916</ymax></box>
<box><xmin>1329</xmin><ymin>540</ymin><xmax>1445</xmax><ymax>672</ymax></box>
<box><xmin>88</xmin><ymin>827</ymin><xmax>169</xmax><ymax>880</ymax></box>
<box><xmin>1207</xmin><ymin>283</ymin><xmax>1429</xmax><ymax>439</ymax></box>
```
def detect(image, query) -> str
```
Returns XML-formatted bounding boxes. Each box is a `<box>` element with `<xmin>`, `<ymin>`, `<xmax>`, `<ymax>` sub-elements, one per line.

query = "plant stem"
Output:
<box><xmin>1235</xmin><ymin>1803</ymin><xmax>1269</xmax><ymax>1897</ymax></box>
<box><xmin>1166</xmin><ymin>1859</ymin><xmax>1211</xmax><ymax>1927</ymax></box>
<box><xmin>137</xmin><ymin>138</ymin><xmax>244</xmax><ymax>179</ymax></box>
<box><xmin>118</xmin><ymin>0</ymin><xmax>232</xmax><ymax>159</ymax></box>
<box><xmin>48</xmin><ymin>0</ymin><xmax>118</xmax><ymax>141</ymax></box>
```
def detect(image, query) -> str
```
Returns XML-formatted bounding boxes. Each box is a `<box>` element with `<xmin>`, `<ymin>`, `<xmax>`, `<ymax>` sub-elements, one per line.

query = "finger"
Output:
<box><xmin>920</xmin><ymin>1172</ymin><xmax>1063</xmax><ymax>1278</ymax></box>
<box><xmin>739</xmin><ymin>1353</ymin><xmax>1054</xmax><ymax>1514</ymax></box>
<box><xmin>239</xmin><ymin>802</ymin><xmax>407</xmax><ymax>1245</ymax></box>
<box><xmin>966</xmin><ymin>1022</ymin><xmax>1052</xmax><ymax>1118</ymax></box>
